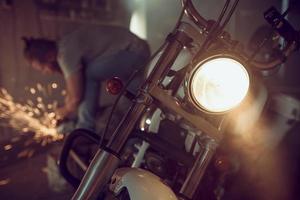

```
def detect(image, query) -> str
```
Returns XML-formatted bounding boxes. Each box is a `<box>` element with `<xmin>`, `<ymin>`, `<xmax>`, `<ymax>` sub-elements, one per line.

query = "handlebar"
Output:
<box><xmin>181</xmin><ymin>0</ymin><xmax>208</xmax><ymax>29</ymax></box>
<box><xmin>181</xmin><ymin>0</ymin><xmax>299</xmax><ymax>70</ymax></box>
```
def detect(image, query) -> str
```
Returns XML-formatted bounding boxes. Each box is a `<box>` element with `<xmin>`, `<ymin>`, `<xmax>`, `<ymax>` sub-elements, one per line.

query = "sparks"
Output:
<box><xmin>0</xmin><ymin>87</ymin><xmax>63</xmax><ymax>144</ymax></box>
<box><xmin>0</xmin><ymin>179</ymin><xmax>10</xmax><ymax>186</ymax></box>
<box><xmin>51</xmin><ymin>83</ymin><xmax>58</xmax><ymax>89</ymax></box>
<box><xmin>4</xmin><ymin>144</ymin><xmax>12</xmax><ymax>150</ymax></box>
<box><xmin>30</xmin><ymin>88</ymin><xmax>36</xmax><ymax>94</ymax></box>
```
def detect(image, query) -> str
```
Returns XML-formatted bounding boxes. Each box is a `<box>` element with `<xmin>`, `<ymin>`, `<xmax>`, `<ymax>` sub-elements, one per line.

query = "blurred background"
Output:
<box><xmin>0</xmin><ymin>0</ymin><xmax>299</xmax><ymax>199</ymax></box>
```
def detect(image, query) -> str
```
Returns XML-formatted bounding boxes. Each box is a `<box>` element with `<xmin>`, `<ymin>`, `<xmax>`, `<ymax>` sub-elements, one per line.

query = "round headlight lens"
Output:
<box><xmin>189</xmin><ymin>57</ymin><xmax>250</xmax><ymax>113</ymax></box>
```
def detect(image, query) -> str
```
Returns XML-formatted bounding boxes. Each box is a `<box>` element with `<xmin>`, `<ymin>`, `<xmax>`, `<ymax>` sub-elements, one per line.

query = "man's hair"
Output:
<box><xmin>22</xmin><ymin>37</ymin><xmax>57</xmax><ymax>64</ymax></box>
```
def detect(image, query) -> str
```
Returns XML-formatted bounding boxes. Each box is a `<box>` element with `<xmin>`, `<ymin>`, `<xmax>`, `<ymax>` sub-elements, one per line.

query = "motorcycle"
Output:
<box><xmin>59</xmin><ymin>0</ymin><xmax>300</xmax><ymax>199</ymax></box>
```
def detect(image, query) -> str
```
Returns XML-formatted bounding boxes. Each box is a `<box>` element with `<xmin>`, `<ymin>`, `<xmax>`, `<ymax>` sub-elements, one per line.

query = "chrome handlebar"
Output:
<box><xmin>181</xmin><ymin>0</ymin><xmax>208</xmax><ymax>29</ymax></box>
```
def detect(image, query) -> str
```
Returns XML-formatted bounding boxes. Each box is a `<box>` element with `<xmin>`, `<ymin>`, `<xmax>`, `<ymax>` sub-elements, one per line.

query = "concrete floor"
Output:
<box><xmin>0</xmin><ymin>133</ymin><xmax>74</xmax><ymax>200</ymax></box>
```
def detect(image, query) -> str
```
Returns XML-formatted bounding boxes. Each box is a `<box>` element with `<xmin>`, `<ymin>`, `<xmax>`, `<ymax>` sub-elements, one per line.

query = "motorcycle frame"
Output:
<box><xmin>72</xmin><ymin>22</ymin><xmax>229</xmax><ymax>200</ymax></box>
<box><xmin>72</xmin><ymin>0</ymin><xmax>299</xmax><ymax>199</ymax></box>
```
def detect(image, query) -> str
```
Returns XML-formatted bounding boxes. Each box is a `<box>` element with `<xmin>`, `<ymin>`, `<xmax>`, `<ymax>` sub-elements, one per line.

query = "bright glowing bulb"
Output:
<box><xmin>190</xmin><ymin>57</ymin><xmax>250</xmax><ymax>113</ymax></box>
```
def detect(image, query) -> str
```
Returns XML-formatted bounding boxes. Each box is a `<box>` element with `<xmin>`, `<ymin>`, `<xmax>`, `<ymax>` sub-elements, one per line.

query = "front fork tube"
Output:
<box><xmin>72</xmin><ymin>103</ymin><xmax>148</xmax><ymax>200</ymax></box>
<box><xmin>179</xmin><ymin>138</ymin><xmax>218</xmax><ymax>200</ymax></box>
<box><xmin>72</xmin><ymin>29</ymin><xmax>192</xmax><ymax>200</ymax></box>
<box><xmin>71</xmin><ymin>150</ymin><xmax>120</xmax><ymax>200</ymax></box>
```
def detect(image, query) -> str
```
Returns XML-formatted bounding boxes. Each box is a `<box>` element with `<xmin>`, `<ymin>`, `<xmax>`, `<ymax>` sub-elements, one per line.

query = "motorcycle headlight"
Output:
<box><xmin>187</xmin><ymin>55</ymin><xmax>250</xmax><ymax>113</ymax></box>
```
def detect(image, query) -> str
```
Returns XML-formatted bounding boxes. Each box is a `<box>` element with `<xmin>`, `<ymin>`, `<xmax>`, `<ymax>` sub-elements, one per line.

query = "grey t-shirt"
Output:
<box><xmin>57</xmin><ymin>25</ymin><xmax>148</xmax><ymax>78</ymax></box>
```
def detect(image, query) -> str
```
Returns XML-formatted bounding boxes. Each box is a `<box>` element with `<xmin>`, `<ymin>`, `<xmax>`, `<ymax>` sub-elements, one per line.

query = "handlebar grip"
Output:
<box><xmin>264</xmin><ymin>6</ymin><xmax>300</xmax><ymax>47</ymax></box>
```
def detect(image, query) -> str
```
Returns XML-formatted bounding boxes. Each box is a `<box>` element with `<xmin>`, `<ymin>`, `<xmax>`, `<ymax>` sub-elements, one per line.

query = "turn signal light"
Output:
<box><xmin>106</xmin><ymin>77</ymin><xmax>123</xmax><ymax>95</ymax></box>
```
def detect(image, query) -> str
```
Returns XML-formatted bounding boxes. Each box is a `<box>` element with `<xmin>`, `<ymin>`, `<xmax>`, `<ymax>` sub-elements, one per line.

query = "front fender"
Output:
<box><xmin>109</xmin><ymin>168</ymin><xmax>178</xmax><ymax>200</ymax></box>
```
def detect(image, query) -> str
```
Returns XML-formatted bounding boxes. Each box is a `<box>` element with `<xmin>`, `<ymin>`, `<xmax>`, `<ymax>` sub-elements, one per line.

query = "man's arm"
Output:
<box><xmin>56</xmin><ymin>66</ymin><xmax>84</xmax><ymax>120</ymax></box>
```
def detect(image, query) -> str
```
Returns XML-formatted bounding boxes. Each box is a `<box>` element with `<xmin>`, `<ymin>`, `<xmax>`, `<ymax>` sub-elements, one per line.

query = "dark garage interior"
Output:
<box><xmin>0</xmin><ymin>0</ymin><xmax>299</xmax><ymax>199</ymax></box>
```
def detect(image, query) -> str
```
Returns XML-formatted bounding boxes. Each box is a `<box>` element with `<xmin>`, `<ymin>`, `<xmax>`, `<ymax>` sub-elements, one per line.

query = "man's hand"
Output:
<box><xmin>55</xmin><ymin>106</ymin><xmax>70</xmax><ymax>121</ymax></box>
<box><xmin>55</xmin><ymin>68</ymin><xmax>83</xmax><ymax>121</ymax></box>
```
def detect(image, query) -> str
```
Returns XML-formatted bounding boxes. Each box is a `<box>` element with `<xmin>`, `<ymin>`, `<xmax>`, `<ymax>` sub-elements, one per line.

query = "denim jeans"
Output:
<box><xmin>76</xmin><ymin>50</ymin><xmax>149</xmax><ymax>131</ymax></box>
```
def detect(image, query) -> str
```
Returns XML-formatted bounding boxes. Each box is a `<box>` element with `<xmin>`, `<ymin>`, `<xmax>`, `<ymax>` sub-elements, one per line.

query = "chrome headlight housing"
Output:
<box><xmin>186</xmin><ymin>54</ymin><xmax>251</xmax><ymax>113</ymax></box>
